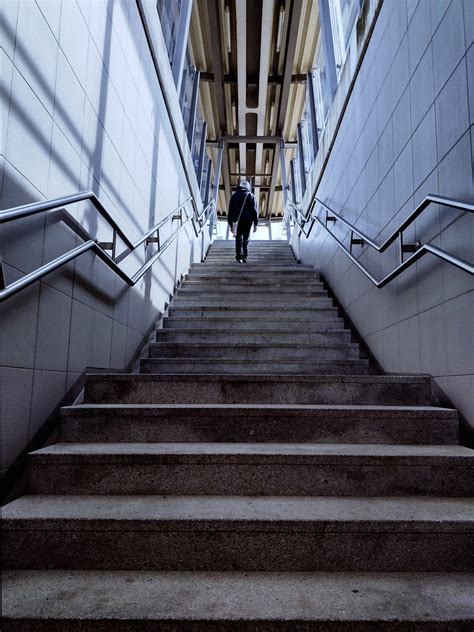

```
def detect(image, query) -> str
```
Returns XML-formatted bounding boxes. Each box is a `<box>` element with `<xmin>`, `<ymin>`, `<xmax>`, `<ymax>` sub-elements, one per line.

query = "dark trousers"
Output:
<box><xmin>235</xmin><ymin>220</ymin><xmax>253</xmax><ymax>258</ymax></box>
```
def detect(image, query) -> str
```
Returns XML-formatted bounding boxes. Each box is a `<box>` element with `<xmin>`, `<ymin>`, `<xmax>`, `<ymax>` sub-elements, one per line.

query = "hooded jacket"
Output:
<box><xmin>228</xmin><ymin>186</ymin><xmax>258</xmax><ymax>227</ymax></box>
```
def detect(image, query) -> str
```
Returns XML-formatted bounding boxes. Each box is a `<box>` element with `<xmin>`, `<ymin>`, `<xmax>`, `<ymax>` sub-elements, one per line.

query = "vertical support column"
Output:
<box><xmin>172</xmin><ymin>0</ymin><xmax>193</xmax><ymax>93</ymax></box>
<box><xmin>279</xmin><ymin>139</ymin><xmax>289</xmax><ymax>207</ymax></box>
<box><xmin>290</xmin><ymin>159</ymin><xmax>297</xmax><ymax>204</ymax></box>
<box><xmin>187</xmin><ymin>69</ymin><xmax>200</xmax><ymax>152</ymax></box>
<box><xmin>211</xmin><ymin>139</ymin><xmax>224</xmax><ymax>237</ymax></box>
<box><xmin>268</xmin><ymin>219</ymin><xmax>272</xmax><ymax>241</ymax></box>
<box><xmin>307</xmin><ymin>71</ymin><xmax>319</xmax><ymax>159</ymax></box>
<box><xmin>204</xmin><ymin>158</ymin><xmax>213</xmax><ymax>208</ymax></box>
<box><xmin>296</xmin><ymin>123</ymin><xmax>306</xmax><ymax>194</ymax></box>
<box><xmin>318</xmin><ymin>0</ymin><xmax>338</xmax><ymax>99</ymax></box>
<box><xmin>196</xmin><ymin>121</ymin><xmax>208</xmax><ymax>193</ymax></box>
<box><xmin>279</xmin><ymin>139</ymin><xmax>291</xmax><ymax>240</ymax></box>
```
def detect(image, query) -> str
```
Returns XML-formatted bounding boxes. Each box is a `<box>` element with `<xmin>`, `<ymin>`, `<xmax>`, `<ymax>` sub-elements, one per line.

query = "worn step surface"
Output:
<box><xmin>156</xmin><ymin>329</ymin><xmax>351</xmax><ymax>344</ymax></box>
<box><xmin>59</xmin><ymin>404</ymin><xmax>460</xmax><ymax>445</ymax></box>
<box><xmin>3</xmin><ymin>570</ymin><xmax>474</xmax><ymax>630</ymax></box>
<box><xmin>3</xmin><ymin>495</ymin><xmax>474</xmax><ymax>571</ymax></box>
<box><xmin>162</xmin><ymin>318</ymin><xmax>344</xmax><ymax>331</ymax></box>
<box><xmin>140</xmin><ymin>357</ymin><xmax>370</xmax><ymax>375</ymax></box>
<box><xmin>148</xmin><ymin>342</ymin><xmax>360</xmax><ymax>361</ymax></box>
<box><xmin>83</xmin><ymin>374</ymin><xmax>434</xmax><ymax>405</ymax></box>
<box><xmin>26</xmin><ymin>443</ymin><xmax>474</xmax><ymax>496</ymax></box>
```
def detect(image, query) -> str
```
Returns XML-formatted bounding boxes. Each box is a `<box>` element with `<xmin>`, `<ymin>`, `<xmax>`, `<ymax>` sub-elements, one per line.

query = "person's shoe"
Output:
<box><xmin>235</xmin><ymin>256</ymin><xmax>242</xmax><ymax>262</ymax></box>
<box><xmin>242</xmin><ymin>258</ymin><xmax>247</xmax><ymax>263</ymax></box>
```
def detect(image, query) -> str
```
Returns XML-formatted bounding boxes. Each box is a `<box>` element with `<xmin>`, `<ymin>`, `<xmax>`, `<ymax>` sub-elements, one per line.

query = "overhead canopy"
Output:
<box><xmin>188</xmin><ymin>0</ymin><xmax>320</xmax><ymax>219</ymax></box>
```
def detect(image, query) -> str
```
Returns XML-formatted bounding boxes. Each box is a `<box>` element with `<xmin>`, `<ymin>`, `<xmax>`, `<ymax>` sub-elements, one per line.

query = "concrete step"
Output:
<box><xmin>139</xmin><ymin>358</ymin><xmax>370</xmax><ymax>375</ymax></box>
<box><xmin>83</xmin><ymin>374</ymin><xmax>434</xmax><ymax>406</ymax></box>
<box><xmin>182</xmin><ymin>280</ymin><xmax>324</xmax><ymax>288</ymax></box>
<box><xmin>162</xmin><ymin>318</ymin><xmax>344</xmax><ymax>331</ymax></box>
<box><xmin>3</xmin><ymin>570</ymin><xmax>474</xmax><ymax>630</ymax></box>
<box><xmin>168</xmin><ymin>305</ymin><xmax>338</xmax><ymax>325</ymax></box>
<box><xmin>155</xmin><ymin>329</ymin><xmax>351</xmax><ymax>344</ymax></box>
<box><xmin>204</xmin><ymin>257</ymin><xmax>297</xmax><ymax>264</ymax></box>
<box><xmin>171</xmin><ymin>297</ymin><xmax>334</xmax><ymax>307</ymax></box>
<box><xmin>148</xmin><ymin>342</ymin><xmax>361</xmax><ymax>361</ymax></box>
<box><xmin>60</xmin><ymin>404</ymin><xmax>460</xmax><ymax>445</ymax></box>
<box><xmin>190</xmin><ymin>264</ymin><xmax>312</xmax><ymax>272</ymax></box>
<box><xmin>3</xmin><ymin>495</ymin><xmax>473</xmax><ymax>571</ymax></box>
<box><xmin>26</xmin><ymin>443</ymin><xmax>474</xmax><ymax>496</ymax></box>
<box><xmin>177</xmin><ymin>286</ymin><xmax>327</xmax><ymax>295</ymax></box>
<box><xmin>186</xmin><ymin>271</ymin><xmax>319</xmax><ymax>280</ymax></box>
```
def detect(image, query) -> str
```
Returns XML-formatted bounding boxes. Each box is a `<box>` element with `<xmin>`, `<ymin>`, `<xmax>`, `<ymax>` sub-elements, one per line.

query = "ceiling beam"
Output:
<box><xmin>266</xmin><ymin>0</ymin><xmax>303</xmax><ymax>218</ymax></box>
<box><xmin>200</xmin><ymin>73</ymin><xmax>308</xmax><ymax>84</ymax></box>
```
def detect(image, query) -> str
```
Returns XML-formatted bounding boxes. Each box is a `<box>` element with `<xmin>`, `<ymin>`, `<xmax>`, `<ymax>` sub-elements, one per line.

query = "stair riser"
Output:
<box><xmin>139</xmin><ymin>359</ymin><xmax>370</xmax><ymax>375</ymax></box>
<box><xmin>4</xmin><ymin>530</ymin><xmax>472</xmax><ymax>572</ymax></box>
<box><xmin>190</xmin><ymin>266</ymin><xmax>311</xmax><ymax>272</ymax></box>
<box><xmin>148</xmin><ymin>345</ymin><xmax>360</xmax><ymax>361</ymax></box>
<box><xmin>27</xmin><ymin>462</ymin><xmax>474</xmax><ymax>496</ymax></box>
<box><xmin>163</xmin><ymin>319</ymin><xmax>342</xmax><ymax>331</ymax></box>
<box><xmin>156</xmin><ymin>331</ymin><xmax>351</xmax><ymax>344</ymax></box>
<box><xmin>171</xmin><ymin>299</ymin><xmax>333</xmax><ymax>307</ymax></box>
<box><xmin>177</xmin><ymin>288</ymin><xmax>326</xmax><ymax>295</ymax></box>
<box><xmin>186</xmin><ymin>273</ymin><xmax>318</xmax><ymax>280</ymax></box>
<box><xmin>167</xmin><ymin>308</ymin><xmax>338</xmax><ymax>318</ymax></box>
<box><xmin>60</xmin><ymin>410</ymin><xmax>459</xmax><ymax>445</ymax></box>
<box><xmin>182</xmin><ymin>283</ymin><xmax>324</xmax><ymax>290</ymax></box>
<box><xmin>84</xmin><ymin>378</ymin><xmax>433</xmax><ymax>406</ymax></box>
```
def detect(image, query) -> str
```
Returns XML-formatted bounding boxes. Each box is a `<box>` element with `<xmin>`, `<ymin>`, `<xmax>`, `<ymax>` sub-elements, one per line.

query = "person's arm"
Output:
<box><xmin>228</xmin><ymin>194</ymin><xmax>236</xmax><ymax>226</ymax></box>
<box><xmin>252</xmin><ymin>194</ymin><xmax>258</xmax><ymax>231</ymax></box>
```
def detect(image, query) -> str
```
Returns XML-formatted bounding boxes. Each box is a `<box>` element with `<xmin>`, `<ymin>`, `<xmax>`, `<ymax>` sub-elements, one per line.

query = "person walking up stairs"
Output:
<box><xmin>2</xmin><ymin>240</ymin><xmax>474</xmax><ymax>629</ymax></box>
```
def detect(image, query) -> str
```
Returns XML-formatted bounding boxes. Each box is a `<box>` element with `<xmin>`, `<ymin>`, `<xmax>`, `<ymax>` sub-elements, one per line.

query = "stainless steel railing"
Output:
<box><xmin>0</xmin><ymin>191</ymin><xmax>216</xmax><ymax>302</ymax></box>
<box><xmin>284</xmin><ymin>194</ymin><xmax>474</xmax><ymax>287</ymax></box>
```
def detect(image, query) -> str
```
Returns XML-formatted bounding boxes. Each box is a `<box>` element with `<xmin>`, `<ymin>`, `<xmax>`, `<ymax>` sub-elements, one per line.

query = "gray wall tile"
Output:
<box><xmin>432</xmin><ymin>0</ymin><xmax>466</xmax><ymax>95</ymax></box>
<box><xmin>34</xmin><ymin>284</ymin><xmax>72</xmax><ymax>372</ymax></box>
<box><xmin>29</xmin><ymin>369</ymin><xmax>67</xmax><ymax>439</ymax></box>
<box><xmin>0</xmin><ymin>367</ymin><xmax>32</xmax><ymax>468</ymax></box>
<box><xmin>435</xmin><ymin>58</ymin><xmax>470</xmax><ymax>160</ymax></box>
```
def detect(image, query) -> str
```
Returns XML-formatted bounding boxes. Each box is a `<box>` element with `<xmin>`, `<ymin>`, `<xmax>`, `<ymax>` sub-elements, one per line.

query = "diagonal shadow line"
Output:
<box><xmin>1</xmin><ymin>15</ymin><xmax>145</xmax><ymax>234</ymax></box>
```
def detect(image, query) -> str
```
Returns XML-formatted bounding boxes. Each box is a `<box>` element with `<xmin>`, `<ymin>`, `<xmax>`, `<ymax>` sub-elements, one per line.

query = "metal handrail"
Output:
<box><xmin>285</xmin><ymin>194</ymin><xmax>474</xmax><ymax>287</ymax></box>
<box><xmin>0</xmin><ymin>193</ymin><xmax>216</xmax><ymax>302</ymax></box>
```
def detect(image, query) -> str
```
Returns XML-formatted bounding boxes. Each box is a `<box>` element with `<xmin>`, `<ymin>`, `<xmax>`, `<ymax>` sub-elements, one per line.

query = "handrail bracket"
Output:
<box><xmin>399</xmin><ymin>231</ymin><xmax>421</xmax><ymax>263</ymax></box>
<box><xmin>350</xmin><ymin>230</ymin><xmax>364</xmax><ymax>254</ymax></box>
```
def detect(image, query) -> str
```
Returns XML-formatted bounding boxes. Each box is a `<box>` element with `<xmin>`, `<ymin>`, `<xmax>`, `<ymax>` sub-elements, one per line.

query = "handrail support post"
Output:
<box><xmin>0</xmin><ymin>256</ymin><xmax>6</xmax><ymax>290</ymax></box>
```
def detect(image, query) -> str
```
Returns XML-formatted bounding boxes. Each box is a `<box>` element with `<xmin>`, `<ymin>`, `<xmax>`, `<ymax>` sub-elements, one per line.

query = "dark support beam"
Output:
<box><xmin>206</xmin><ymin>0</ymin><xmax>231</xmax><ymax>206</ymax></box>
<box><xmin>204</xmin><ymin>159</ymin><xmax>213</xmax><ymax>207</ymax></box>
<box><xmin>187</xmin><ymin>69</ymin><xmax>200</xmax><ymax>152</ymax></box>
<box><xmin>207</xmin><ymin>138</ymin><xmax>297</xmax><ymax>147</ymax></box>
<box><xmin>218</xmin><ymin>185</ymin><xmax>283</xmax><ymax>192</ymax></box>
<box><xmin>296</xmin><ymin>122</ymin><xmax>306</xmax><ymax>193</ymax></box>
<box><xmin>196</xmin><ymin>121</ymin><xmax>208</xmax><ymax>192</ymax></box>
<box><xmin>267</xmin><ymin>0</ymin><xmax>304</xmax><ymax>217</ymax></box>
<box><xmin>290</xmin><ymin>159</ymin><xmax>298</xmax><ymax>203</ymax></box>
<box><xmin>307</xmin><ymin>71</ymin><xmax>319</xmax><ymax>159</ymax></box>
<box><xmin>200</xmin><ymin>72</ymin><xmax>307</xmax><ymax>85</ymax></box>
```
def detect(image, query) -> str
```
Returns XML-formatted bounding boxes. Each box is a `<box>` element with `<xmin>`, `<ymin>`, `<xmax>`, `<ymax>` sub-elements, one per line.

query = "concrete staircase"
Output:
<box><xmin>2</xmin><ymin>240</ymin><xmax>474</xmax><ymax>629</ymax></box>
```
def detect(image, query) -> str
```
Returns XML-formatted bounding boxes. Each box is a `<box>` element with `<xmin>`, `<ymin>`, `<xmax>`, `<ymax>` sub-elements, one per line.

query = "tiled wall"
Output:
<box><xmin>1</xmin><ymin>0</ymin><xmax>209</xmax><ymax>472</ymax></box>
<box><xmin>296</xmin><ymin>0</ymin><xmax>474</xmax><ymax>433</ymax></box>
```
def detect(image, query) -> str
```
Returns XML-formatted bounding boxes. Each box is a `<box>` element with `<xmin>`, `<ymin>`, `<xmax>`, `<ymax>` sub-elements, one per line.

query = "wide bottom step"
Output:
<box><xmin>3</xmin><ymin>570</ymin><xmax>474</xmax><ymax>630</ymax></box>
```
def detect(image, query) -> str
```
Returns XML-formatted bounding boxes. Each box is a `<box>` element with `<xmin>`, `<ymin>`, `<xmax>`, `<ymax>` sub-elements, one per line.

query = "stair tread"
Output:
<box><xmin>63</xmin><ymin>403</ymin><xmax>457</xmax><ymax>413</ymax></box>
<box><xmin>3</xmin><ymin>570</ymin><xmax>474</xmax><ymax>624</ymax></box>
<box><xmin>4</xmin><ymin>495</ymin><xmax>474</xmax><ymax>529</ymax></box>
<box><xmin>30</xmin><ymin>442</ymin><xmax>474</xmax><ymax>462</ymax></box>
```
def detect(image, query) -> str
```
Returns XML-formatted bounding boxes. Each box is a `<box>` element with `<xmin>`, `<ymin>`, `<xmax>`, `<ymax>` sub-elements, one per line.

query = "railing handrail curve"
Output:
<box><xmin>313</xmin><ymin>194</ymin><xmax>474</xmax><ymax>252</ymax></box>
<box><xmin>0</xmin><ymin>193</ymin><xmax>216</xmax><ymax>302</ymax></box>
<box><xmin>284</xmin><ymin>192</ymin><xmax>474</xmax><ymax>286</ymax></box>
